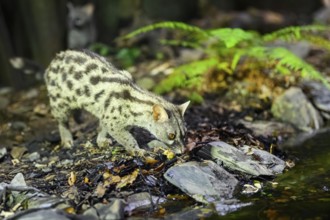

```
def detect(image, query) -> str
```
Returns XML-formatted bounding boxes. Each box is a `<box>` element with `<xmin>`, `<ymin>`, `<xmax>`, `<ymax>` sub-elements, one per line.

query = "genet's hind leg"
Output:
<box><xmin>51</xmin><ymin>105</ymin><xmax>73</xmax><ymax>148</ymax></box>
<box><xmin>58</xmin><ymin>120</ymin><xmax>73</xmax><ymax>148</ymax></box>
<box><xmin>96</xmin><ymin>122</ymin><xmax>112</xmax><ymax>147</ymax></box>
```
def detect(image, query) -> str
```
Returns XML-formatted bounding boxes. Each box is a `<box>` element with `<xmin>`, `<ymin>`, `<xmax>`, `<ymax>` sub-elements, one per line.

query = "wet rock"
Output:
<box><xmin>11</xmin><ymin>121</ymin><xmax>28</xmax><ymax>131</ymax></box>
<box><xmin>271</xmin><ymin>87</ymin><xmax>323</xmax><ymax>131</ymax></box>
<box><xmin>302</xmin><ymin>81</ymin><xmax>330</xmax><ymax>119</ymax></box>
<box><xmin>198</xmin><ymin>141</ymin><xmax>284</xmax><ymax>176</ymax></box>
<box><xmin>0</xmin><ymin>147</ymin><xmax>7</xmax><ymax>160</ymax></box>
<box><xmin>10</xmin><ymin>146</ymin><xmax>28</xmax><ymax>160</ymax></box>
<box><xmin>83</xmin><ymin>199</ymin><xmax>125</xmax><ymax>220</ymax></box>
<box><xmin>241</xmin><ymin>145</ymin><xmax>286</xmax><ymax>175</ymax></box>
<box><xmin>124</xmin><ymin>192</ymin><xmax>166</xmax><ymax>214</ymax></box>
<box><xmin>164</xmin><ymin>160</ymin><xmax>238</xmax><ymax>204</ymax></box>
<box><xmin>238</xmin><ymin>120</ymin><xmax>296</xmax><ymax>137</ymax></box>
<box><xmin>28</xmin><ymin>152</ymin><xmax>41</xmax><ymax>162</ymax></box>
<box><xmin>214</xmin><ymin>199</ymin><xmax>252</xmax><ymax>216</ymax></box>
<box><xmin>7</xmin><ymin>209</ymin><xmax>71</xmax><ymax>220</ymax></box>
<box><xmin>10</xmin><ymin>173</ymin><xmax>27</xmax><ymax>187</ymax></box>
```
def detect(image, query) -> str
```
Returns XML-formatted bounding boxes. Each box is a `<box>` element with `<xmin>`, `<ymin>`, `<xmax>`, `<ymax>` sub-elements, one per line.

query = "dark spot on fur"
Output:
<box><xmin>130</xmin><ymin>110</ymin><xmax>143</xmax><ymax>117</ymax></box>
<box><xmin>65</xmin><ymin>55</ymin><xmax>74</xmax><ymax>64</ymax></box>
<box><xmin>67</xmin><ymin>80</ymin><xmax>73</xmax><ymax>90</ymax></box>
<box><xmin>76</xmin><ymin>88</ymin><xmax>82</xmax><ymax>96</ymax></box>
<box><xmin>110</xmin><ymin>107</ymin><xmax>115</xmax><ymax>113</ymax></box>
<box><xmin>122</xmin><ymin>90</ymin><xmax>131</xmax><ymax>100</ymax></box>
<box><xmin>75</xmin><ymin>56</ymin><xmax>87</xmax><ymax>64</ymax></box>
<box><xmin>84</xmin><ymin>85</ymin><xmax>91</xmax><ymax>97</ymax></box>
<box><xmin>68</xmin><ymin>65</ymin><xmax>75</xmax><ymax>73</ymax></box>
<box><xmin>101</xmin><ymin>67</ymin><xmax>108</xmax><ymax>73</ymax></box>
<box><xmin>85</xmin><ymin>63</ymin><xmax>98</xmax><ymax>74</ymax></box>
<box><xmin>62</xmin><ymin>73</ymin><xmax>68</xmax><ymax>82</ymax></box>
<box><xmin>95</xmin><ymin>90</ymin><xmax>105</xmax><ymax>101</ymax></box>
<box><xmin>74</xmin><ymin>71</ymin><xmax>83</xmax><ymax>80</ymax></box>
<box><xmin>50</xmin><ymin>80</ymin><xmax>56</xmax><ymax>86</ymax></box>
<box><xmin>113</xmin><ymin>117</ymin><xmax>117</xmax><ymax>120</ymax></box>
<box><xmin>118</xmin><ymin>106</ymin><xmax>122</xmax><ymax>114</ymax></box>
<box><xmin>104</xmin><ymin>96</ymin><xmax>111</xmax><ymax>109</ymax></box>
<box><xmin>49</xmin><ymin>95</ymin><xmax>57</xmax><ymax>102</ymax></box>
<box><xmin>90</xmin><ymin>76</ymin><xmax>101</xmax><ymax>85</ymax></box>
<box><xmin>51</xmin><ymin>66</ymin><xmax>59</xmax><ymax>74</ymax></box>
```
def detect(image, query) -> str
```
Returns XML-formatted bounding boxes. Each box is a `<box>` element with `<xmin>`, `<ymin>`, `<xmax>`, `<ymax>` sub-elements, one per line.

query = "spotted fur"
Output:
<box><xmin>45</xmin><ymin>50</ymin><xmax>189</xmax><ymax>155</ymax></box>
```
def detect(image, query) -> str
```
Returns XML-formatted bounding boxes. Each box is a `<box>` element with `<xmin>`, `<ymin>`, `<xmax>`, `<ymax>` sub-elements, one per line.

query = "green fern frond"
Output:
<box><xmin>244</xmin><ymin>46</ymin><xmax>329</xmax><ymax>86</ymax></box>
<box><xmin>303</xmin><ymin>35</ymin><xmax>330</xmax><ymax>52</ymax></box>
<box><xmin>263</xmin><ymin>25</ymin><xmax>329</xmax><ymax>42</ymax></box>
<box><xmin>154</xmin><ymin>58</ymin><xmax>218</xmax><ymax>94</ymax></box>
<box><xmin>208</xmin><ymin>28</ymin><xmax>257</xmax><ymax>48</ymax></box>
<box><xmin>122</xmin><ymin>21</ymin><xmax>207</xmax><ymax>40</ymax></box>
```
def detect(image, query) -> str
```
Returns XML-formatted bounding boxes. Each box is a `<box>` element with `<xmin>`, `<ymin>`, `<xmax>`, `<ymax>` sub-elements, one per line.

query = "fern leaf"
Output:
<box><xmin>154</xmin><ymin>58</ymin><xmax>218</xmax><ymax>94</ymax></box>
<box><xmin>268</xmin><ymin>47</ymin><xmax>329</xmax><ymax>86</ymax></box>
<box><xmin>208</xmin><ymin>28</ymin><xmax>256</xmax><ymax>48</ymax></box>
<box><xmin>263</xmin><ymin>25</ymin><xmax>329</xmax><ymax>42</ymax></box>
<box><xmin>122</xmin><ymin>21</ymin><xmax>207</xmax><ymax>40</ymax></box>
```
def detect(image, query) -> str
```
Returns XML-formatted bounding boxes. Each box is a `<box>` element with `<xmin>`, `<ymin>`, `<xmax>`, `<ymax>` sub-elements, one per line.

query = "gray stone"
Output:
<box><xmin>10</xmin><ymin>173</ymin><xmax>27</xmax><ymax>187</ymax></box>
<box><xmin>0</xmin><ymin>147</ymin><xmax>7</xmax><ymax>160</ymax></box>
<box><xmin>7</xmin><ymin>209</ymin><xmax>71</xmax><ymax>220</ymax></box>
<box><xmin>271</xmin><ymin>87</ymin><xmax>323</xmax><ymax>131</ymax></box>
<box><xmin>241</xmin><ymin>145</ymin><xmax>286</xmax><ymax>175</ymax></box>
<box><xmin>83</xmin><ymin>199</ymin><xmax>125</xmax><ymax>220</ymax></box>
<box><xmin>124</xmin><ymin>192</ymin><xmax>166</xmax><ymax>214</ymax></box>
<box><xmin>200</xmin><ymin>141</ymin><xmax>274</xmax><ymax>176</ymax></box>
<box><xmin>164</xmin><ymin>160</ymin><xmax>238</xmax><ymax>204</ymax></box>
<box><xmin>28</xmin><ymin>152</ymin><xmax>40</xmax><ymax>162</ymax></box>
<box><xmin>302</xmin><ymin>81</ymin><xmax>330</xmax><ymax>119</ymax></box>
<box><xmin>214</xmin><ymin>199</ymin><xmax>252</xmax><ymax>216</ymax></box>
<box><xmin>238</xmin><ymin>120</ymin><xmax>296</xmax><ymax>137</ymax></box>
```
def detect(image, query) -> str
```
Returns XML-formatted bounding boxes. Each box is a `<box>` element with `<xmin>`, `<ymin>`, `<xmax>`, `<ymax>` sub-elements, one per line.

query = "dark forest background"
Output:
<box><xmin>0</xmin><ymin>0</ymin><xmax>323</xmax><ymax>89</ymax></box>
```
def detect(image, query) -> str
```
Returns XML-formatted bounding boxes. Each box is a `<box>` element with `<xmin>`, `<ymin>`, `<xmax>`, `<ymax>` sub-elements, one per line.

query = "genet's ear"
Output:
<box><xmin>153</xmin><ymin>104</ymin><xmax>169</xmax><ymax>123</ymax></box>
<box><xmin>83</xmin><ymin>3</ymin><xmax>94</xmax><ymax>16</ymax></box>
<box><xmin>178</xmin><ymin>101</ymin><xmax>190</xmax><ymax>117</ymax></box>
<box><xmin>67</xmin><ymin>2</ymin><xmax>74</xmax><ymax>11</ymax></box>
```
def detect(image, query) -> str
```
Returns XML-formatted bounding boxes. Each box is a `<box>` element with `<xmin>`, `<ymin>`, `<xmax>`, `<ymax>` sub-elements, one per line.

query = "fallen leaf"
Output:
<box><xmin>116</xmin><ymin>169</ymin><xmax>139</xmax><ymax>189</ymax></box>
<box><xmin>68</xmin><ymin>171</ymin><xmax>76</xmax><ymax>186</ymax></box>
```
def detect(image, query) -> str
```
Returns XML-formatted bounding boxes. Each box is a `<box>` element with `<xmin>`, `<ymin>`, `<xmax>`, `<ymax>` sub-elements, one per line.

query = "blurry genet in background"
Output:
<box><xmin>67</xmin><ymin>2</ymin><xmax>96</xmax><ymax>49</ymax></box>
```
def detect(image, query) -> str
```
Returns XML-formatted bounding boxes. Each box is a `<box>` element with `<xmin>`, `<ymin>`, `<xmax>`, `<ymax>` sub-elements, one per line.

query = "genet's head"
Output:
<box><xmin>150</xmin><ymin>101</ymin><xmax>190</xmax><ymax>154</ymax></box>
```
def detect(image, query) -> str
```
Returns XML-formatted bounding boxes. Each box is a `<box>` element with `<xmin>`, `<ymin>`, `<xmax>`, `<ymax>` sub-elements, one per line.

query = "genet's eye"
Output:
<box><xmin>168</xmin><ymin>133</ymin><xmax>176</xmax><ymax>140</ymax></box>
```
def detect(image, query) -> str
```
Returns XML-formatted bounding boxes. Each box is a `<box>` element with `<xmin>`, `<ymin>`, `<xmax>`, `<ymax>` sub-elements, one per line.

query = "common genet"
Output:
<box><xmin>44</xmin><ymin>50</ymin><xmax>189</xmax><ymax>156</ymax></box>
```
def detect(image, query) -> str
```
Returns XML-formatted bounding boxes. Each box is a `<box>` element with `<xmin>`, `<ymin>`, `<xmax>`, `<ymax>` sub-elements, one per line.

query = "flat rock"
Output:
<box><xmin>302</xmin><ymin>81</ymin><xmax>330</xmax><ymax>119</ymax></box>
<box><xmin>238</xmin><ymin>120</ymin><xmax>296</xmax><ymax>137</ymax></box>
<box><xmin>83</xmin><ymin>199</ymin><xmax>125</xmax><ymax>220</ymax></box>
<box><xmin>124</xmin><ymin>192</ymin><xmax>166</xmax><ymax>214</ymax></box>
<box><xmin>241</xmin><ymin>145</ymin><xmax>286</xmax><ymax>175</ymax></box>
<box><xmin>271</xmin><ymin>87</ymin><xmax>323</xmax><ymax>131</ymax></box>
<box><xmin>164</xmin><ymin>160</ymin><xmax>238</xmax><ymax>204</ymax></box>
<box><xmin>198</xmin><ymin>141</ymin><xmax>276</xmax><ymax>176</ymax></box>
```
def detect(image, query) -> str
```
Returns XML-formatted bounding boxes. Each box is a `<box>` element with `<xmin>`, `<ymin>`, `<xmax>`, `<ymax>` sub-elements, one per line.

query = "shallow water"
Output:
<box><xmin>219</xmin><ymin>129</ymin><xmax>330</xmax><ymax>219</ymax></box>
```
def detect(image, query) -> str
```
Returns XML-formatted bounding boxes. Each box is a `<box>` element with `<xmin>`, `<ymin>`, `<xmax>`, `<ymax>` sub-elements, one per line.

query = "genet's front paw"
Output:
<box><xmin>61</xmin><ymin>138</ymin><xmax>73</xmax><ymax>148</ymax></box>
<box><xmin>97</xmin><ymin>137</ymin><xmax>112</xmax><ymax>148</ymax></box>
